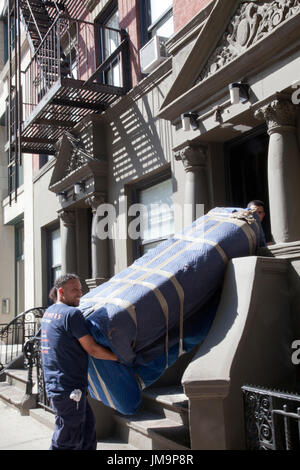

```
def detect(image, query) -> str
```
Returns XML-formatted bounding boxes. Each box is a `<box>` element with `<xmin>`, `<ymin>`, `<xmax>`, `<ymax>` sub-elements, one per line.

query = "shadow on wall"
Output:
<box><xmin>107</xmin><ymin>93</ymin><xmax>174</xmax><ymax>270</ymax></box>
<box><xmin>110</xmin><ymin>95</ymin><xmax>173</xmax><ymax>184</ymax></box>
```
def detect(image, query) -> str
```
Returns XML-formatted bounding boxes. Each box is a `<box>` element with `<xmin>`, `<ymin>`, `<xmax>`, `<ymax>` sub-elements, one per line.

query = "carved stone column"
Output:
<box><xmin>255</xmin><ymin>95</ymin><xmax>300</xmax><ymax>243</ymax></box>
<box><xmin>85</xmin><ymin>193</ymin><xmax>109</xmax><ymax>290</ymax></box>
<box><xmin>58</xmin><ymin>209</ymin><xmax>77</xmax><ymax>274</ymax></box>
<box><xmin>175</xmin><ymin>144</ymin><xmax>209</xmax><ymax>225</ymax></box>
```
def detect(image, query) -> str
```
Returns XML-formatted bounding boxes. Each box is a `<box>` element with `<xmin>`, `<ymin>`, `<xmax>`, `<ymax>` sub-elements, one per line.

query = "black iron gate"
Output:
<box><xmin>242</xmin><ymin>385</ymin><xmax>300</xmax><ymax>450</ymax></box>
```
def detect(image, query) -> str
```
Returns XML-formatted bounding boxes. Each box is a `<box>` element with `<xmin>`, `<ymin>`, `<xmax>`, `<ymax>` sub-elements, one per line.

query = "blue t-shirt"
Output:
<box><xmin>41</xmin><ymin>303</ymin><xmax>90</xmax><ymax>397</ymax></box>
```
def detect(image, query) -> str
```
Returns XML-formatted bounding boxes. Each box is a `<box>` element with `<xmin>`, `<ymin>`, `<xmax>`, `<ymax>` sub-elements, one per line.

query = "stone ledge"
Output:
<box><xmin>266</xmin><ymin>240</ymin><xmax>300</xmax><ymax>260</ymax></box>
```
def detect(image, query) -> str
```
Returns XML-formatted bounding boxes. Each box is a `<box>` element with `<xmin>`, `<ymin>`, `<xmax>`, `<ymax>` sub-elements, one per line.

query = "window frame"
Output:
<box><xmin>95</xmin><ymin>1</ymin><xmax>122</xmax><ymax>87</ymax></box>
<box><xmin>139</xmin><ymin>0</ymin><xmax>173</xmax><ymax>47</ymax></box>
<box><xmin>46</xmin><ymin>225</ymin><xmax>62</xmax><ymax>304</ymax></box>
<box><xmin>129</xmin><ymin>168</ymin><xmax>174</xmax><ymax>259</ymax></box>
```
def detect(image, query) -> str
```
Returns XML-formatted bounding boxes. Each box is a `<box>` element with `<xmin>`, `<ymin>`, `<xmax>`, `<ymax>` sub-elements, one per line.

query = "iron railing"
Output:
<box><xmin>21</xmin><ymin>16</ymin><xmax>129</xmax><ymax>124</ymax></box>
<box><xmin>0</xmin><ymin>307</ymin><xmax>45</xmax><ymax>372</ymax></box>
<box><xmin>242</xmin><ymin>385</ymin><xmax>300</xmax><ymax>450</ymax></box>
<box><xmin>0</xmin><ymin>307</ymin><xmax>51</xmax><ymax>411</ymax></box>
<box><xmin>23</xmin><ymin>333</ymin><xmax>52</xmax><ymax>411</ymax></box>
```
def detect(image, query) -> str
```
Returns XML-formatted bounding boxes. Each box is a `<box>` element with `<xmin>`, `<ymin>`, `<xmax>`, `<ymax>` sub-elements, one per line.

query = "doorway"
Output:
<box><xmin>225</xmin><ymin>125</ymin><xmax>272</xmax><ymax>242</ymax></box>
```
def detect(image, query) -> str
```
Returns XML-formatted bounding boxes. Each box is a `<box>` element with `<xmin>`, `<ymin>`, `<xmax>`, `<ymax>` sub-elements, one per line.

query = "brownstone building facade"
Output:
<box><xmin>1</xmin><ymin>0</ymin><xmax>300</xmax><ymax>449</ymax></box>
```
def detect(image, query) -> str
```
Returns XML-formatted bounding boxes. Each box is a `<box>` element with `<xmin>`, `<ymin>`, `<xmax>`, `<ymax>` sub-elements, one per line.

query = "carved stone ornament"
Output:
<box><xmin>254</xmin><ymin>96</ymin><xmax>297</xmax><ymax>132</ymax></box>
<box><xmin>197</xmin><ymin>0</ymin><xmax>300</xmax><ymax>84</ymax></box>
<box><xmin>174</xmin><ymin>144</ymin><xmax>207</xmax><ymax>172</ymax></box>
<box><xmin>65</xmin><ymin>149</ymin><xmax>86</xmax><ymax>174</ymax></box>
<box><xmin>85</xmin><ymin>194</ymin><xmax>106</xmax><ymax>213</ymax></box>
<box><xmin>58</xmin><ymin>209</ymin><xmax>76</xmax><ymax>227</ymax></box>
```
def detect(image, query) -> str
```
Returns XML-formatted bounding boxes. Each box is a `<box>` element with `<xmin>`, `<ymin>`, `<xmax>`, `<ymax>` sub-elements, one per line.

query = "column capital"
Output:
<box><xmin>85</xmin><ymin>192</ymin><xmax>106</xmax><ymax>214</ymax></box>
<box><xmin>58</xmin><ymin>209</ymin><xmax>76</xmax><ymax>227</ymax></box>
<box><xmin>255</xmin><ymin>94</ymin><xmax>298</xmax><ymax>134</ymax></box>
<box><xmin>174</xmin><ymin>143</ymin><xmax>208</xmax><ymax>173</ymax></box>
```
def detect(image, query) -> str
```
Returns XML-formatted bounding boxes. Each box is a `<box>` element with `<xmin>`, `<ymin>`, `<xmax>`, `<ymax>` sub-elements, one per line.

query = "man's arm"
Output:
<box><xmin>78</xmin><ymin>334</ymin><xmax>118</xmax><ymax>361</ymax></box>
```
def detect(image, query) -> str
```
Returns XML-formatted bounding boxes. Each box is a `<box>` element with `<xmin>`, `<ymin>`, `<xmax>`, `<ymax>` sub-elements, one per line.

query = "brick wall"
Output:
<box><xmin>173</xmin><ymin>0</ymin><xmax>212</xmax><ymax>33</ymax></box>
<box><xmin>119</xmin><ymin>0</ymin><xmax>141</xmax><ymax>86</ymax></box>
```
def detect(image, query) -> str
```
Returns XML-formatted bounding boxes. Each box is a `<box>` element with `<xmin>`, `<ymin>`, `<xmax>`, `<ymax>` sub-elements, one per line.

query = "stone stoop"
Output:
<box><xmin>0</xmin><ymin>369</ymin><xmax>137</xmax><ymax>450</ymax></box>
<box><xmin>113</xmin><ymin>386</ymin><xmax>191</xmax><ymax>450</ymax></box>
<box><xmin>0</xmin><ymin>371</ymin><xmax>190</xmax><ymax>450</ymax></box>
<box><xmin>0</xmin><ymin>367</ymin><xmax>41</xmax><ymax>416</ymax></box>
<box><xmin>0</xmin><ymin>369</ymin><xmax>32</xmax><ymax>411</ymax></box>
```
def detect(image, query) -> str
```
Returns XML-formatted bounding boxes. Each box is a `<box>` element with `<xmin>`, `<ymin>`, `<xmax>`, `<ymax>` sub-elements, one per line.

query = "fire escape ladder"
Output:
<box><xmin>19</xmin><ymin>0</ymin><xmax>55</xmax><ymax>53</ymax></box>
<box><xmin>7</xmin><ymin>0</ymin><xmax>23</xmax><ymax>204</ymax></box>
<box><xmin>19</xmin><ymin>1</ymin><xmax>69</xmax><ymax>91</ymax></box>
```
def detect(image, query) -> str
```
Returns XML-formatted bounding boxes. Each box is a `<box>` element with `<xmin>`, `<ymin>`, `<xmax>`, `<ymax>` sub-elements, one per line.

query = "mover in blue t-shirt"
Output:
<box><xmin>41</xmin><ymin>273</ymin><xmax>117</xmax><ymax>450</ymax></box>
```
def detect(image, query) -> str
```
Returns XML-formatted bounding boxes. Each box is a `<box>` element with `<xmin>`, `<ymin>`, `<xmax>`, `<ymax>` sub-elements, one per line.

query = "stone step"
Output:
<box><xmin>29</xmin><ymin>406</ymin><xmax>137</xmax><ymax>450</ymax></box>
<box><xmin>97</xmin><ymin>438</ymin><xmax>138</xmax><ymax>451</ymax></box>
<box><xmin>142</xmin><ymin>386</ymin><xmax>189</xmax><ymax>426</ymax></box>
<box><xmin>114</xmin><ymin>410</ymin><xmax>190</xmax><ymax>450</ymax></box>
<box><xmin>29</xmin><ymin>407</ymin><xmax>55</xmax><ymax>430</ymax></box>
<box><xmin>5</xmin><ymin>369</ymin><xmax>29</xmax><ymax>392</ymax></box>
<box><xmin>0</xmin><ymin>382</ymin><xmax>24</xmax><ymax>409</ymax></box>
<box><xmin>0</xmin><ymin>368</ymin><xmax>39</xmax><ymax>415</ymax></box>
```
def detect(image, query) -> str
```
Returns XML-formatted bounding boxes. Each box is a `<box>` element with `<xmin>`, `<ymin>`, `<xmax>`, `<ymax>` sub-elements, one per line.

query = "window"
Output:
<box><xmin>39</xmin><ymin>154</ymin><xmax>51</xmax><ymax>169</ymax></box>
<box><xmin>47</xmin><ymin>227</ymin><xmax>62</xmax><ymax>299</ymax></box>
<box><xmin>131</xmin><ymin>174</ymin><xmax>174</xmax><ymax>257</ymax></box>
<box><xmin>96</xmin><ymin>4</ymin><xmax>122</xmax><ymax>87</ymax></box>
<box><xmin>15</xmin><ymin>223</ymin><xmax>24</xmax><ymax>315</ymax></box>
<box><xmin>3</xmin><ymin>20</ymin><xmax>8</xmax><ymax>64</ymax></box>
<box><xmin>139</xmin><ymin>0</ymin><xmax>173</xmax><ymax>47</ymax></box>
<box><xmin>8</xmin><ymin>151</ymin><xmax>23</xmax><ymax>194</ymax></box>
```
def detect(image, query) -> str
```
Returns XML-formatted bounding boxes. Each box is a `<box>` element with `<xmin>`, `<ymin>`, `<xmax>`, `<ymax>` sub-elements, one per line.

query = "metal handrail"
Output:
<box><xmin>0</xmin><ymin>307</ymin><xmax>45</xmax><ymax>372</ymax></box>
<box><xmin>0</xmin><ymin>307</ymin><xmax>44</xmax><ymax>337</ymax></box>
<box><xmin>23</xmin><ymin>331</ymin><xmax>52</xmax><ymax>411</ymax></box>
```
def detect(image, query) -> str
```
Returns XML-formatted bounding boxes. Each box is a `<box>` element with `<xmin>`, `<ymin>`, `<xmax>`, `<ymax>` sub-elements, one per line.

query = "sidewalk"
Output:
<box><xmin>0</xmin><ymin>400</ymin><xmax>53</xmax><ymax>450</ymax></box>
<box><xmin>0</xmin><ymin>399</ymin><xmax>135</xmax><ymax>451</ymax></box>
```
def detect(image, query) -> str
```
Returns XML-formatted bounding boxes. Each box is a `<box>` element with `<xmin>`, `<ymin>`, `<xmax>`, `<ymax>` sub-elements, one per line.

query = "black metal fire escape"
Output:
<box><xmin>7</xmin><ymin>0</ymin><xmax>130</xmax><ymax>202</ymax></box>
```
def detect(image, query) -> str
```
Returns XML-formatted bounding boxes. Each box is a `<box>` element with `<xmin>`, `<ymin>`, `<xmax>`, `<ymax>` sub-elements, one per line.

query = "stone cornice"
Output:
<box><xmin>159</xmin><ymin>1</ymin><xmax>300</xmax><ymax>122</ymax></box>
<box><xmin>166</xmin><ymin>1</ymin><xmax>215</xmax><ymax>55</ymax></box>
<box><xmin>183</xmin><ymin>380</ymin><xmax>230</xmax><ymax>400</ymax></box>
<box><xmin>260</xmin><ymin>240</ymin><xmax>300</xmax><ymax>260</ymax></box>
<box><xmin>197</xmin><ymin>0</ymin><xmax>300</xmax><ymax>85</ymax></box>
<box><xmin>48</xmin><ymin>131</ymin><xmax>108</xmax><ymax>194</ymax></box>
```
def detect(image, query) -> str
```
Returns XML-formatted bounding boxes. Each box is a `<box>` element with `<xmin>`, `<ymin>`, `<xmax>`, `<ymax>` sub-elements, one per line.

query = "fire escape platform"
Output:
<box><xmin>20</xmin><ymin>78</ymin><xmax>126</xmax><ymax>155</ymax></box>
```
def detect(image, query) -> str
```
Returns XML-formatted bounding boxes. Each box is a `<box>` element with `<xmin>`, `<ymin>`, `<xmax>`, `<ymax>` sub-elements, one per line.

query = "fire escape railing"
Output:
<box><xmin>7</xmin><ymin>2</ymin><xmax>130</xmax><ymax>200</ymax></box>
<box><xmin>21</xmin><ymin>17</ymin><xmax>129</xmax><ymax>126</ymax></box>
<box><xmin>21</xmin><ymin>14</ymin><xmax>62</xmax><ymax>122</ymax></box>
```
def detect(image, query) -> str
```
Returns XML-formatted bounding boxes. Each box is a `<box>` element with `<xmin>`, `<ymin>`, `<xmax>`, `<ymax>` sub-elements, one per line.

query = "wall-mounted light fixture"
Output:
<box><xmin>74</xmin><ymin>181</ymin><xmax>85</xmax><ymax>195</ymax></box>
<box><xmin>181</xmin><ymin>112</ymin><xmax>199</xmax><ymax>131</ymax></box>
<box><xmin>57</xmin><ymin>191</ymin><xmax>67</xmax><ymax>204</ymax></box>
<box><xmin>228</xmin><ymin>82</ymin><xmax>250</xmax><ymax>105</ymax></box>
